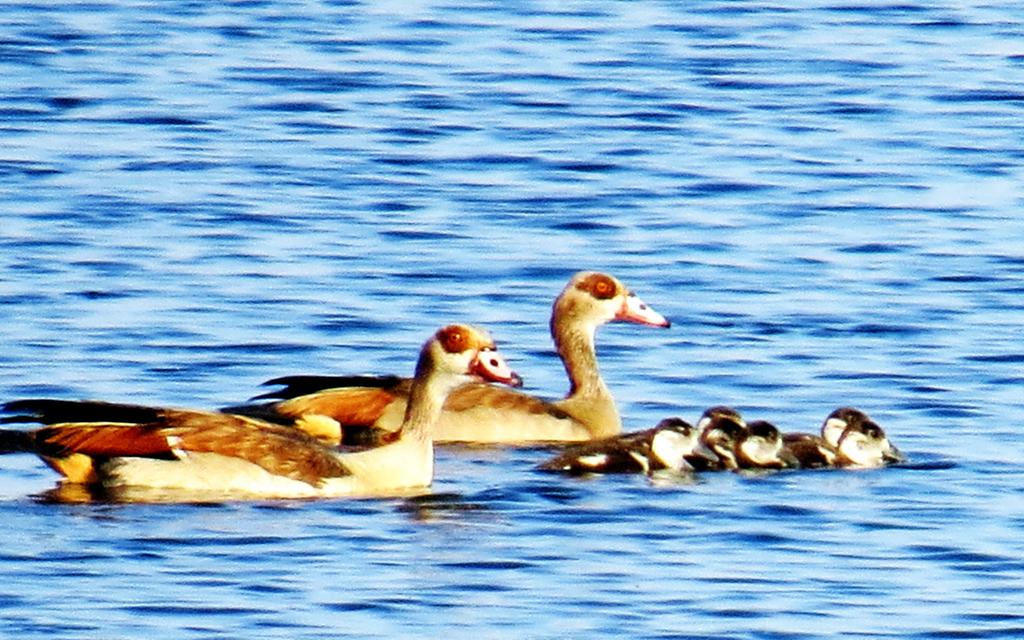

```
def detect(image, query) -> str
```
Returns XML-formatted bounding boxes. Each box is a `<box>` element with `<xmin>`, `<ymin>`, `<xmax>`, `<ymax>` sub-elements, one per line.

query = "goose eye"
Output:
<box><xmin>580</xmin><ymin>274</ymin><xmax>617</xmax><ymax>300</ymax></box>
<box><xmin>438</xmin><ymin>326</ymin><xmax>469</xmax><ymax>353</ymax></box>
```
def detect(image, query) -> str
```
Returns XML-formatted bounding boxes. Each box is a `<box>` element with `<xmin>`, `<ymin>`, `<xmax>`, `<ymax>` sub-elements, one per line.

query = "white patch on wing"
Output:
<box><xmin>628</xmin><ymin>451</ymin><xmax>651</xmax><ymax>474</ymax></box>
<box><xmin>295</xmin><ymin>414</ymin><xmax>342</xmax><ymax>445</ymax></box>
<box><xmin>166</xmin><ymin>435</ymin><xmax>187</xmax><ymax>459</ymax></box>
<box><xmin>577</xmin><ymin>454</ymin><xmax>610</xmax><ymax>469</ymax></box>
<box><xmin>817</xmin><ymin>445</ymin><xmax>838</xmax><ymax>466</ymax></box>
<box><xmin>712</xmin><ymin>446</ymin><xmax>738</xmax><ymax>469</ymax></box>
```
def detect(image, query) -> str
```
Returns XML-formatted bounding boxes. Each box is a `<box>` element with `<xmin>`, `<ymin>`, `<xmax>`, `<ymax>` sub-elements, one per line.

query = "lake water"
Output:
<box><xmin>3</xmin><ymin>1</ymin><xmax>1024</xmax><ymax>638</ymax></box>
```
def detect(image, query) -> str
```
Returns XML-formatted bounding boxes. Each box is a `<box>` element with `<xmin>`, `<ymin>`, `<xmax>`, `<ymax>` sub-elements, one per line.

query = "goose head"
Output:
<box><xmin>416</xmin><ymin>324</ymin><xmax>523</xmax><ymax>392</ymax></box>
<box><xmin>552</xmin><ymin>271</ymin><xmax>670</xmax><ymax>334</ymax></box>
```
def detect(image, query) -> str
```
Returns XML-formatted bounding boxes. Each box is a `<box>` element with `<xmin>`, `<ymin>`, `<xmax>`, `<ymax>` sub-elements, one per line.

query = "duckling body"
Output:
<box><xmin>781</xmin><ymin>433</ymin><xmax>838</xmax><ymax>469</ymax></box>
<box><xmin>783</xmin><ymin>407</ymin><xmax>904</xmax><ymax>469</ymax></box>
<box><xmin>694</xmin><ymin>406</ymin><xmax>746</xmax><ymax>471</ymax></box>
<box><xmin>537</xmin><ymin>418</ymin><xmax>703</xmax><ymax>475</ymax></box>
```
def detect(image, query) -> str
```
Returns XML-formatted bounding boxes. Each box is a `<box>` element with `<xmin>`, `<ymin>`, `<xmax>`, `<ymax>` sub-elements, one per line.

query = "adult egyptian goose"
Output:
<box><xmin>229</xmin><ymin>271</ymin><xmax>670</xmax><ymax>445</ymax></box>
<box><xmin>0</xmin><ymin>324</ymin><xmax>520</xmax><ymax>499</ymax></box>
<box><xmin>782</xmin><ymin>407</ymin><xmax>904</xmax><ymax>469</ymax></box>
<box><xmin>536</xmin><ymin>417</ymin><xmax>713</xmax><ymax>475</ymax></box>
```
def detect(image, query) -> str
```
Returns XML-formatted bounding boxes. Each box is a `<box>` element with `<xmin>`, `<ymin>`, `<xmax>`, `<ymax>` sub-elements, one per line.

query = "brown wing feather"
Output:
<box><xmin>35</xmin><ymin>410</ymin><xmax>351</xmax><ymax>486</ymax></box>
<box><xmin>269</xmin><ymin>379</ymin><xmax>565</xmax><ymax>424</ymax></box>
<box><xmin>161</xmin><ymin>411</ymin><xmax>351</xmax><ymax>485</ymax></box>
<box><xmin>239</xmin><ymin>380</ymin><xmax>569</xmax><ymax>445</ymax></box>
<box><xmin>273</xmin><ymin>383</ymin><xmax>411</xmax><ymax>428</ymax></box>
<box><xmin>251</xmin><ymin>375</ymin><xmax>405</xmax><ymax>401</ymax></box>
<box><xmin>35</xmin><ymin>424</ymin><xmax>177</xmax><ymax>459</ymax></box>
<box><xmin>1</xmin><ymin>399</ymin><xmax>164</xmax><ymax>425</ymax></box>
<box><xmin>444</xmin><ymin>383</ymin><xmax>568</xmax><ymax>418</ymax></box>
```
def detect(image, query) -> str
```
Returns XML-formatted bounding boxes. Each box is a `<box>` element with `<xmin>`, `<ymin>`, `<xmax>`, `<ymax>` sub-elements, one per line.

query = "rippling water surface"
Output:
<box><xmin>3</xmin><ymin>1</ymin><xmax>1024</xmax><ymax>638</ymax></box>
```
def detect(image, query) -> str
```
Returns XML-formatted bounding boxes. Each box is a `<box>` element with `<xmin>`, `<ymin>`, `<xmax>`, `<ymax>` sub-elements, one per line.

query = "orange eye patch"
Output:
<box><xmin>577</xmin><ymin>273</ymin><xmax>618</xmax><ymax>300</ymax></box>
<box><xmin>437</xmin><ymin>324</ymin><xmax>472</xmax><ymax>353</ymax></box>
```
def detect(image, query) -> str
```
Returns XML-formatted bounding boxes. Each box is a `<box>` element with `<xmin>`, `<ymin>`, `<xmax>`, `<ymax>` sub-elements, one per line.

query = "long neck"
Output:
<box><xmin>402</xmin><ymin>356</ymin><xmax>463</xmax><ymax>441</ymax></box>
<box><xmin>552</xmin><ymin>314</ymin><xmax>609</xmax><ymax>400</ymax></box>
<box><xmin>550</xmin><ymin>312</ymin><xmax>621</xmax><ymax>438</ymax></box>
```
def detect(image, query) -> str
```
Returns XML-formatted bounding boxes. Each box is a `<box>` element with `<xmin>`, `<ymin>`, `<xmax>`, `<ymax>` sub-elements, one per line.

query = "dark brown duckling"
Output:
<box><xmin>695</xmin><ymin>406</ymin><xmax>746</xmax><ymax>471</ymax></box>
<box><xmin>783</xmin><ymin>407</ymin><xmax>904</xmax><ymax>469</ymax></box>
<box><xmin>834</xmin><ymin>416</ymin><xmax>904</xmax><ymax>467</ymax></box>
<box><xmin>735</xmin><ymin>420</ymin><xmax>796</xmax><ymax>470</ymax></box>
<box><xmin>781</xmin><ymin>431</ymin><xmax>838</xmax><ymax>469</ymax></box>
<box><xmin>537</xmin><ymin>417</ymin><xmax>706</xmax><ymax>475</ymax></box>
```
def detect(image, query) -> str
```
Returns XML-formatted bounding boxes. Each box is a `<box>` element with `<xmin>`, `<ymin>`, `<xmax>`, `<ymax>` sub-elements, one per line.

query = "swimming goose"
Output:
<box><xmin>0</xmin><ymin>324</ymin><xmax>520</xmax><ymax>499</ymax></box>
<box><xmin>230</xmin><ymin>271</ymin><xmax>670</xmax><ymax>445</ymax></box>
<box><xmin>536</xmin><ymin>417</ymin><xmax>711</xmax><ymax>475</ymax></box>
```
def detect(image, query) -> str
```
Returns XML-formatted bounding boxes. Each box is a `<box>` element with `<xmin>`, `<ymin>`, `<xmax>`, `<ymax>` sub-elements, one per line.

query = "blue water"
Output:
<box><xmin>3</xmin><ymin>1</ymin><xmax>1024</xmax><ymax>638</ymax></box>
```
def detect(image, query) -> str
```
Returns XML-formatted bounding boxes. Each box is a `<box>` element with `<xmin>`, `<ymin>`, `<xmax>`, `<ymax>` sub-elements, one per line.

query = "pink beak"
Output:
<box><xmin>616</xmin><ymin>292</ymin><xmax>671</xmax><ymax>328</ymax></box>
<box><xmin>472</xmin><ymin>349</ymin><xmax>524</xmax><ymax>388</ymax></box>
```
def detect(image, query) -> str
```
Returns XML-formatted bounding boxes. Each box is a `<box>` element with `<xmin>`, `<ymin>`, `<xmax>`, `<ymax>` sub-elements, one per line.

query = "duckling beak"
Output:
<box><xmin>690</xmin><ymin>439</ymin><xmax>720</xmax><ymax>464</ymax></box>
<box><xmin>777</xmin><ymin>448</ymin><xmax>800</xmax><ymax>469</ymax></box>
<box><xmin>883</xmin><ymin>443</ymin><xmax>906</xmax><ymax>464</ymax></box>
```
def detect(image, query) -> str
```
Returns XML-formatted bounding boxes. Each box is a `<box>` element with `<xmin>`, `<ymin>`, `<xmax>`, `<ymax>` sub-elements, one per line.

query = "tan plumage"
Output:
<box><xmin>0</xmin><ymin>324</ymin><xmax>521</xmax><ymax>499</ymax></box>
<box><xmin>232</xmin><ymin>271</ymin><xmax>670</xmax><ymax>445</ymax></box>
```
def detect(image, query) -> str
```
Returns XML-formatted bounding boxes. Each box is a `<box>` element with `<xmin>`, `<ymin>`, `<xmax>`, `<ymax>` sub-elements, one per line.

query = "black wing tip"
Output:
<box><xmin>1</xmin><ymin>399</ymin><xmax>70</xmax><ymax>422</ymax></box>
<box><xmin>0</xmin><ymin>399</ymin><xmax>164</xmax><ymax>425</ymax></box>
<box><xmin>0</xmin><ymin>428</ymin><xmax>36</xmax><ymax>453</ymax></box>
<box><xmin>252</xmin><ymin>374</ymin><xmax>404</xmax><ymax>400</ymax></box>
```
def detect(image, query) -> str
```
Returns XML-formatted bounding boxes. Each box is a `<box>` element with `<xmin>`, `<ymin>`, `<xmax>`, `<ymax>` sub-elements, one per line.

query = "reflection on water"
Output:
<box><xmin>2</xmin><ymin>0</ymin><xmax>1024</xmax><ymax>638</ymax></box>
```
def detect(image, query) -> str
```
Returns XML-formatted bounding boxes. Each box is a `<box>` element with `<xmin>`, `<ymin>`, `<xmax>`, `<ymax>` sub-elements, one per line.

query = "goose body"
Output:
<box><xmin>231</xmin><ymin>271</ymin><xmax>669</xmax><ymax>445</ymax></box>
<box><xmin>0</xmin><ymin>325</ymin><xmax>520</xmax><ymax>499</ymax></box>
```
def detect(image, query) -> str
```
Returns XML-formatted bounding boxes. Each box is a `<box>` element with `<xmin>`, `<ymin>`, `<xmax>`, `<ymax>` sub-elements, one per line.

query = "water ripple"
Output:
<box><xmin>2</xmin><ymin>1</ymin><xmax>1024</xmax><ymax>638</ymax></box>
